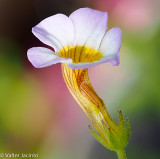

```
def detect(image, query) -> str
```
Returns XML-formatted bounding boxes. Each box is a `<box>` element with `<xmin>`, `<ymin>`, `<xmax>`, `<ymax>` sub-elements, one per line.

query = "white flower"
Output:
<box><xmin>27</xmin><ymin>7</ymin><xmax>122</xmax><ymax>69</ymax></box>
<box><xmin>26</xmin><ymin>8</ymin><xmax>130</xmax><ymax>157</ymax></box>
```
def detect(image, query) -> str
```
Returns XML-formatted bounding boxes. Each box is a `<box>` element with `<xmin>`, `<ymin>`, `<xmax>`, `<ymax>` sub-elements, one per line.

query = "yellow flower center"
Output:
<box><xmin>58</xmin><ymin>45</ymin><xmax>103</xmax><ymax>63</ymax></box>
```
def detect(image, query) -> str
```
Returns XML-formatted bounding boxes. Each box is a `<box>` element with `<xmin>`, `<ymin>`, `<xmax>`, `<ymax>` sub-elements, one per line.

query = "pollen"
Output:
<box><xmin>58</xmin><ymin>45</ymin><xmax>103</xmax><ymax>63</ymax></box>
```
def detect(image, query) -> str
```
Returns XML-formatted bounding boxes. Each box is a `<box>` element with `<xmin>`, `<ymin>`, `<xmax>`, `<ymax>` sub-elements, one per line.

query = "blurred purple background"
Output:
<box><xmin>0</xmin><ymin>0</ymin><xmax>160</xmax><ymax>159</ymax></box>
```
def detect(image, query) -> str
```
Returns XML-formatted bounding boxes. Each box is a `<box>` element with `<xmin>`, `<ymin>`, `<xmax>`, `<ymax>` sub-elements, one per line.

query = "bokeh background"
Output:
<box><xmin>0</xmin><ymin>0</ymin><xmax>160</xmax><ymax>159</ymax></box>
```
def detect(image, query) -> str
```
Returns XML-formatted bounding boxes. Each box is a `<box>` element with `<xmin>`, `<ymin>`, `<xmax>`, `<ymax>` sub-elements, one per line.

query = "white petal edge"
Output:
<box><xmin>69</xmin><ymin>8</ymin><xmax>108</xmax><ymax>48</ymax></box>
<box><xmin>32</xmin><ymin>14</ymin><xmax>75</xmax><ymax>52</ymax></box>
<box><xmin>99</xmin><ymin>27</ymin><xmax>122</xmax><ymax>62</ymax></box>
<box><xmin>64</xmin><ymin>55</ymin><xmax>119</xmax><ymax>70</ymax></box>
<box><xmin>27</xmin><ymin>47</ymin><xmax>72</xmax><ymax>68</ymax></box>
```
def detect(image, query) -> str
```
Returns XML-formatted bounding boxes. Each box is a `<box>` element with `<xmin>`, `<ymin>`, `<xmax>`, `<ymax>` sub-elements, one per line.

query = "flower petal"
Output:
<box><xmin>99</xmin><ymin>27</ymin><xmax>122</xmax><ymax>65</ymax></box>
<box><xmin>69</xmin><ymin>8</ymin><xmax>108</xmax><ymax>49</ymax></box>
<box><xmin>32</xmin><ymin>14</ymin><xmax>74</xmax><ymax>52</ymax></box>
<box><xmin>27</xmin><ymin>47</ymin><xmax>72</xmax><ymax>68</ymax></box>
<box><xmin>64</xmin><ymin>59</ymin><xmax>106</xmax><ymax>69</ymax></box>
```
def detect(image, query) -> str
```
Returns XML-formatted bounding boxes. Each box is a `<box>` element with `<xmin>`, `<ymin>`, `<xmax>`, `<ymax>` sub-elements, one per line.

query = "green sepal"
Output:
<box><xmin>119</xmin><ymin>110</ymin><xmax>131</xmax><ymax>148</ymax></box>
<box><xmin>89</xmin><ymin>125</ymin><xmax>108</xmax><ymax>147</ymax></box>
<box><xmin>126</xmin><ymin>118</ymin><xmax>131</xmax><ymax>143</ymax></box>
<box><xmin>106</xmin><ymin>127</ymin><xmax>121</xmax><ymax>150</ymax></box>
<box><xmin>89</xmin><ymin>110</ymin><xmax>131</xmax><ymax>153</ymax></box>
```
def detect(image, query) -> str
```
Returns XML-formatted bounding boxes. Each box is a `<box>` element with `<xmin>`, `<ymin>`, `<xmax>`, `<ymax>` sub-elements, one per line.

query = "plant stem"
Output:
<box><xmin>116</xmin><ymin>149</ymin><xmax>127</xmax><ymax>159</ymax></box>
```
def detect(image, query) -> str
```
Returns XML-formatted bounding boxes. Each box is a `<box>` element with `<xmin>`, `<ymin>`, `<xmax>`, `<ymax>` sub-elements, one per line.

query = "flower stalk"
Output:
<box><xmin>116</xmin><ymin>149</ymin><xmax>127</xmax><ymax>159</ymax></box>
<box><xmin>62</xmin><ymin>63</ymin><xmax>130</xmax><ymax>158</ymax></box>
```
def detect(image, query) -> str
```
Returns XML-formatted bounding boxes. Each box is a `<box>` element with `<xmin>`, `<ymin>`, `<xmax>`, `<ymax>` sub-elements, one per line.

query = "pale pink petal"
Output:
<box><xmin>27</xmin><ymin>47</ymin><xmax>72</xmax><ymax>68</ymax></box>
<box><xmin>64</xmin><ymin>55</ymin><xmax>120</xmax><ymax>69</ymax></box>
<box><xmin>64</xmin><ymin>59</ymin><xmax>107</xmax><ymax>69</ymax></box>
<box><xmin>99</xmin><ymin>27</ymin><xmax>122</xmax><ymax>65</ymax></box>
<box><xmin>32</xmin><ymin>14</ymin><xmax>74</xmax><ymax>52</ymax></box>
<box><xmin>69</xmin><ymin>8</ymin><xmax>108</xmax><ymax>49</ymax></box>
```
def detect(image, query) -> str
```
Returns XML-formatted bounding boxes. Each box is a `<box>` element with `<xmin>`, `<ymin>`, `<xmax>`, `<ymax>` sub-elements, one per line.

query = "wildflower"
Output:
<box><xmin>27</xmin><ymin>8</ymin><xmax>130</xmax><ymax>159</ymax></box>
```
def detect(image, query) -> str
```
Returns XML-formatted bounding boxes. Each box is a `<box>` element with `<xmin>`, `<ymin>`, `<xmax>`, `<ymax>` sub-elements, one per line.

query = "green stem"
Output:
<box><xmin>116</xmin><ymin>149</ymin><xmax>127</xmax><ymax>159</ymax></box>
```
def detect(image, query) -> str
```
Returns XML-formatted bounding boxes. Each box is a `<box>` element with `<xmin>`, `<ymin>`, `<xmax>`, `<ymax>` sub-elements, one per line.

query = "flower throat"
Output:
<box><xmin>58</xmin><ymin>45</ymin><xmax>103</xmax><ymax>63</ymax></box>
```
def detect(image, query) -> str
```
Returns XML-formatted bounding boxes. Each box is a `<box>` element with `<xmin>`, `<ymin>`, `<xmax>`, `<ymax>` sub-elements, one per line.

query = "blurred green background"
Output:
<box><xmin>0</xmin><ymin>0</ymin><xmax>160</xmax><ymax>159</ymax></box>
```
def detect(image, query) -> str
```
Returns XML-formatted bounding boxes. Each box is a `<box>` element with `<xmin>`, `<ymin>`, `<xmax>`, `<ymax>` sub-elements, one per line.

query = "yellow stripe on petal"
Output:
<box><xmin>58</xmin><ymin>45</ymin><xmax>103</xmax><ymax>63</ymax></box>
